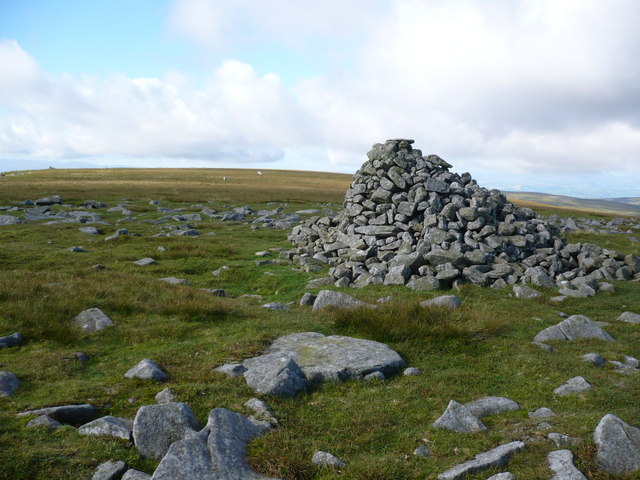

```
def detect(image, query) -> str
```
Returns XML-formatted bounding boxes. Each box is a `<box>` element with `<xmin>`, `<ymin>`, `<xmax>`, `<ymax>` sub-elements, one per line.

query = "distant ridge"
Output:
<box><xmin>505</xmin><ymin>191</ymin><xmax>640</xmax><ymax>217</ymax></box>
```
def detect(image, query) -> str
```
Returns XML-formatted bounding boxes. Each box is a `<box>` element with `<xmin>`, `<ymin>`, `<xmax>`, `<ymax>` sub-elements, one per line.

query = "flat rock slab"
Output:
<box><xmin>534</xmin><ymin>315</ymin><xmax>614</xmax><ymax>342</ymax></box>
<box><xmin>72</xmin><ymin>308</ymin><xmax>114</xmax><ymax>332</ymax></box>
<box><xmin>251</xmin><ymin>331</ymin><xmax>406</xmax><ymax>384</ymax></box>
<box><xmin>554</xmin><ymin>376</ymin><xmax>592</xmax><ymax>396</ymax></box>
<box><xmin>312</xmin><ymin>290</ymin><xmax>372</xmax><ymax>311</ymax></box>
<box><xmin>0</xmin><ymin>371</ymin><xmax>19</xmax><ymax>397</ymax></box>
<box><xmin>420</xmin><ymin>295</ymin><xmax>462</xmax><ymax>309</ymax></box>
<box><xmin>464</xmin><ymin>396</ymin><xmax>520</xmax><ymax>418</ymax></box>
<box><xmin>617</xmin><ymin>311</ymin><xmax>640</xmax><ymax>324</ymax></box>
<box><xmin>594</xmin><ymin>414</ymin><xmax>640</xmax><ymax>474</ymax></box>
<box><xmin>125</xmin><ymin>359</ymin><xmax>167</xmax><ymax>381</ymax></box>
<box><xmin>78</xmin><ymin>415</ymin><xmax>134</xmax><ymax>440</ymax></box>
<box><xmin>133</xmin><ymin>257</ymin><xmax>157</xmax><ymax>266</ymax></box>
<box><xmin>151</xmin><ymin>407</ymin><xmax>276</xmax><ymax>480</ymax></box>
<box><xmin>133</xmin><ymin>402</ymin><xmax>199</xmax><ymax>460</ymax></box>
<box><xmin>0</xmin><ymin>332</ymin><xmax>24</xmax><ymax>348</ymax></box>
<box><xmin>433</xmin><ymin>400</ymin><xmax>487</xmax><ymax>433</ymax></box>
<box><xmin>0</xmin><ymin>214</ymin><xmax>24</xmax><ymax>225</ymax></box>
<box><xmin>18</xmin><ymin>404</ymin><xmax>94</xmax><ymax>424</ymax></box>
<box><xmin>548</xmin><ymin>450</ymin><xmax>587</xmax><ymax>480</ymax></box>
<box><xmin>437</xmin><ymin>441</ymin><xmax>525</xmax><ymax>480</ymax></box>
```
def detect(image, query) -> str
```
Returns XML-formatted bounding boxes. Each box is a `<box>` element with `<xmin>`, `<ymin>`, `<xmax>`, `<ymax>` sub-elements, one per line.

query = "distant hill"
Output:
<box><xmin>604</xmin><ymin>197</ymin><xmax>640</xmax><ymax>206</ymax></box>
<box><xmin>505</xmin><ymin>191</ymin><xmax>640</xmax><ymax>217</ymax></box>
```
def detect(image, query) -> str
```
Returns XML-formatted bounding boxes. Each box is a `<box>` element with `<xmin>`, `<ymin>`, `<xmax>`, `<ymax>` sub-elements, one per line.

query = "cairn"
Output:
<box><xmin>288</xmin><ymin>139</ymin><xmax>639</xmax><ymax>292</ymax></box>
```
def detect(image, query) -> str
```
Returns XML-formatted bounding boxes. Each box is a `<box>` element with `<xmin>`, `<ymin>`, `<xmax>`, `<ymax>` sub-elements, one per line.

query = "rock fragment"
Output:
<box><xmin>433</xmin><ymin>400</ymin><xmax>487</xmax><ymax>433</ymax></box>
<box><xmin>593</xmin><ymin>414</ymin><xmax>640</xmax><ymax>474</ymax></box>
<box><xmin>534</xmin><ymin>315</ymin><xmax>614</xmax><ymax>342</ymax></box>
<box><xmin>437</xmin><ymin>441</ymin><xmax>525</xmax><ymax>480</ymax></box>
<box><xmin>124</xmin><ymin>359</ymin><xmax>167</xmax><ymax>382</ymax></box>
<box><xmin>72</xmin><ymin>308</ymin><xmax>114</xmax><ymax>332</ymax></box>
<box><xmin>548</xmin><ymin>450</ymin><xmax>587</xmax><ymax>480</ymax></box>
<box><xmin>554</xmin><ymin>376</ymin><xmax>592</xmax><ymax>396</ymax></box>
<box><xmin>312</xmin><ymin>451</ymin><xmax>346</xmax><ymax>468</ymax></box>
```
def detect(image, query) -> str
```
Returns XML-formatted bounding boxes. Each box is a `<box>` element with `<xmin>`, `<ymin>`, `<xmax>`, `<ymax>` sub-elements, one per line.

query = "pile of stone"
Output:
<box><xmin>288</xmin><ymin>139</ymin><xmax>640</xmax><ymax>290</ymax></box>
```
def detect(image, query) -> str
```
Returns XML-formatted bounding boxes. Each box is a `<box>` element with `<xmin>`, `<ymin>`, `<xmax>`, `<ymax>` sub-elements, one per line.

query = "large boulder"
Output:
<box><xmin>132</xmin><ymin>402</ymin><xmax>199</xmax><ymax>460</ymax></box>
<box><xmin>593</xmin><ymin>414</ymin><xmax>640</xmax><ymax>474</ymax></box>
<box><xmin>151</xmin><ymin>408</ymin><xmax>276</xmax><ymax>480</ymax></box>
<box><xmin>534</xmin><ymin>315</ymin><xmax>614</xmax><ymax>342</ymax></box>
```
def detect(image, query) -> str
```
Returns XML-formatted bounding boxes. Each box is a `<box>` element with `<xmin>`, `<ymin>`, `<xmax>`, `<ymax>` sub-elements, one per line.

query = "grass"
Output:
<box><xmin>0</xmin><ymin>168</ymin><xmax>639</xmax><ymax>479</ymax></box>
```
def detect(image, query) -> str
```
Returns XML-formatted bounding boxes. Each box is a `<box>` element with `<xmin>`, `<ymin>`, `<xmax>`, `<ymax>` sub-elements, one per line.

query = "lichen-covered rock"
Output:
<box><xmin>242</xmin><ymin>354</ymin><xmax>310</xmax><ymax>397</ymax></box>
<box><xmin>420</xmin><ymin>295</ymin><xmax>462</xmax><ymax>309</ymax></box>
<box><xmin>593</xmin><ymin>414</ymin><xmax>640</xmax><ymax>474</ymax></box>
<box><xmin>92</xmin><ymin>460</ymin><xmax>128</xmax><ymax>480</ymax></box>
<box><xmin>464</xmin><ymin>396</ymin><xmax>520</xmax><ymax>418</ymax></box>
<box><xmin>124</xmin><ymin>359</ymin><xmax>167</xmax><ymax>381</ymax></box>
<box><xmin>433</xmin><ymin>400</ymin><xmax>487</xmax><ymax>433</ymax></box>
<box><xmin>437</xmin><ymin>441</ymin><xmax>525</xmax><ymax>480</ymax></box>
<box><xmin>617</xmin><ymin>311</ymin><xmax>640</xmax><ymax>324</ymax></box>
<box><xmin>312</xmin><ymin>451</ymin><xmax>346</xmax><ymax>468</ymax></box>
<box><xmin>72</xmin><ymin>308</ymin><xmax>113</xmax><ymax>332</ymax></box>
<box><xmin>548</xmin><ymin>450</ymin><xmax>587</xmax><ymax>480</ymax></box>
<box><xmin>534</xmin><ymin>315</ymin><xmax>614</xmax><ymax>342</ymax></box>
<box><xmin>554</xmin><ymin>376</ymin><xmax>592</xmax><ymax>396</ymax></box>
<box><xmin>78</xmin><ymin>416</ymin><xmax>133</xmax><ymax>440</ymax></box>
<box><xmin>311</xmin><ymin>290</ymin><xmax>372</xmax><ymax>311</ymax></box>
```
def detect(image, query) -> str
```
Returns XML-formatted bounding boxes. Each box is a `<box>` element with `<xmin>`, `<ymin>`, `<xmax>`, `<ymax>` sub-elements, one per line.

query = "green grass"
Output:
<box><xmin>1</xmin><ymin>169</ymin><xmax>639</xmax><ymax>479</ymax></box>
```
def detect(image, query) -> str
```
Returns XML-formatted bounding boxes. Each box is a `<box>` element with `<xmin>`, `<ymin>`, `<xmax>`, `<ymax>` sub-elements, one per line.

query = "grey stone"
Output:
<box><xmin>133</xmin><ymin>257</ymin><xmax>157</xmax><ymax>266</ymax></box>
<box><xmin>92</xmin><ymin>460</ymin><xmax>128</xmax><ymax>480</ymax></box>
<box><xmin>68</xmin><ymin>245</ymin><xmax>88</xmax><ymax>252</ymax></box>
<box><xmin>247</xmin><ymin>332</ymin><xmax>406</xmax><ymax>385</ymax></box>
<box><xmin>312</xmin><ymin>290</ymin><xmax>372</xmax><ymax>311</ymax></box>
<box><xmin>121</xmin><ymin>470</ymin><xmax>151</xmax><ymax>480</ymax></box>
<box><xmin>159</xmin><ymin>276</ymin><xmax>189</xmax><ymax>285</ymax></box>
<box><xmin>528</xmin><ymin>407</ymin><xmax>555</xmax><ymax>419</ymax></box>
<box><xmin>26</xmin><ymin>414</ymin><xmax>62</xmax><ymax>429</ymax></box>
<box><xmin>300</xmin><ymin>292</ymin><xmax>317</xmax><ymax>306</ymax></box>
<box><xmin>433</xmin><ymin>400</ymin><xmax>487</xmax><ymax>433</ymax></box>
<box><xmin>403</xmin><ymin>367</ymin><xmax>420</xmax><ymax>376</ymax></box>
<box><xmin>364</xmin><ymin>371</ymin><xmax>385</xmax><ymax>381</ymax></box>
<box><xmin>547</xmin><ymin>433</ymin><xmax>582</xmax><ymax>447</ymax></box>
<box><xmin>414</xmin><ymin>445</ymin><xmax>430</xmax><ymax>458</ymax></box>
<box><xmin>242</xmin><ymin>353</ymin><xmax>310</xmax><ymax>397</ymax></box>
<box><xmin>155</xmin><ymin>387</ymin><xmax>177</xmax><ymax>403</ymax></box>
<box><xmin>486</xmin><ymin>474</ymin><xmax>514</xmax><ymax>480</ymax></box>
<box><xmin>151</xmin><ymin>407</ymin><xmax>275</xmax><ymax>480</ymax></box>
<box><xmin>617</xmin><ymin>311</ymin><xmax>640</xmax><ymax>324</ymax></box>
<box><xmin>582</xmin><ymin>353</ymin><xmax>606</xmax><ymax>367</ymax></box>
<box><xmin>420</xmin><ymin>295</ymin><xmax>462</xmax><ymax>309</ymax></box>
<box><xmin>0</xmin><ymin>214</ymin><xmax>24</xmax><ymax>225</ymax></box>
<box><xmin>437</xmin><ymin>441</ymin><xmax>525</xmax><ymax>480</ymax></box>
<box><xmin>312</xmin><ymin>451</ymin><xmax>346</xmax><ymax>468</ymax></box>
<box><xmin>534</xmin><ymin>315</ymin><xmax>614</xmax><ymax>342</ymax></box>
<box><xmin>78</xmin><ymin>416</ymin><xmax>134</xmax><ymax>441</ymax></box>
<box><xmin>18</xmin><ymin>404</ymin><xmax>94</xmax><ymax>424</ymax></box>
<box><xmin>79</xmin><ymin>226</ymin><xmax>101</xmax><ymax>235</ymax></box>
<box><xmin>464</xmin><ymin>396</ymin><xmax>520</xmax><ymax>418</ymax></box>
<box><xmin>0</xmin><ymin>332</ymin><xmax>24</xmax><ymax>348</ymax></box>
<box><xmin>72</xmin><ymin>308</ymin><xmax>114</xmax><ymax>332</ymax></box>
<box><xmin>513</xmin><ymin>285</ymin><xmax>542</xmax><ymax>299</ymax></box>
<box><xmin>533</xmin><ymin>341</ymin><xmax>554</xmax><ymax>352</ymax></box>
<box><xmin>133</xmin><ymin>402</ymin><xmax>199</xmax><ymax>460</ymax></box>
<box><xmin>262</xmin><ymin>302</ymin><xmax>289</xmax><ymax>310</ymax></box>
<box><xmin>554</xmin><ymin>376</ymin><xmax>592</xmax><ymax>396</ymax></box>
<box><xmin>125</xmin><ymin>359</ymin><xmax>168</xmax><ymax>382</ymax></box>
<box><xmin>593</xmin><ymin>414</ymin><xmax>640</xmax><ymax>474</ymax></box>
<box><xmin>406</xmin><ymin>275</ymin><xmax>440</xmax><ymax>291</ymax></box>
<box><xmin>0</xmin><ymin>371</ymin><xmax>20</xmax><ymax>397</ymax></box>
<box><xmin>548</xmin><ymin>450</ymin><xmax>587</xmax><ymax>480</ymax></box>
<box><xmin>214</xmin><ymin>363</ymin><xmax>247</xmax><ymax>377</ymax></box>
<box><xmin>384</xmin><ymin>265</ymin><xmax>411</xmax><ymax>285</ymax></box>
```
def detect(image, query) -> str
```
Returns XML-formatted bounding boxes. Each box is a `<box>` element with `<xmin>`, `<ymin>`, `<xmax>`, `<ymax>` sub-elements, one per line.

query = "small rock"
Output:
<box><xmin>68</xmin><ymin>246</ymin><xmax>88</xmax><ymax>253</ymax></box>
<box><xmin>414</xmin><ymin>444</ymin><xmax>430</xmax><ymax>458</ymax></box>
<box><xmin>75</xmin><ymin>352</ymin><xmax>89</xmax><ymax>363</ymax></box>
<box><xmin>133</xmin><ymin>257</ymin><xmax>157</xmax><ymax>266</ymax></box>
<box><xmin>78</xmin><ymin>416</ymin><xmax>134</xmax><ymax>441</ymax></box>
<box><xmin>262</xmin><ymin>302</ymin><xmax>288</xmax><ymax>310</ymax></box>
<box><xmin>548</xmin><ymin>432</ymin><xmax>582</xmax><ymax>447</ymax></box>
<box><xmin>554</xmin><ymin>376</ymin><xmax>592</xmax><ymax>396</ymax></box>
<box><xmin>617</xmin><ymin>311</ymin><xmax>640</xmax><ymax>324</ymax></box>
<box><xmin>364</xmin><ymin>371</ymin><xmax>385</xmax><ymax>381</ymax></box>
<box><xmin>214</xmin><ymin>363</ymin><xmax>247</xmax><ymax>377</ymax></box>
<box><xmin>212</xmin><ymin>265</ymin><xmax>230</xmax><ymax>276</ymax></box>
<box><xmin>300</xmin><ymin>292</ymin><xmax>317</xmax><ymax>306</ymax></box>
<box><xmin>0</xmin><ymin>371</ymin><xmax>20</xmax><ymax>397</ymax></box>
<box><xmin>312</xmin><ymin>451</ymin><xmax>346</xmax><ymax>468</ymax></box>
<box><xmin>420</xmin><ymin>295</ymin><xmax>462</xmax><ymax>309</ymax></box>
<box><xmin>528</xmin><ymin>407</ymin><xmax>555</xmax><ymax>419</ymax></box>
<box><xmin>91</xmin><ymin>460</ymin><xmax>128</xmax><ymax>480</ymax></box>
<box><xmin>159</xmin><ymin>276</ymin><xmax>189</xmax><ymax>285</ymax></box>
<box><xmin>155</xmin><ymin>387</ymin><xmax>177</xmax><ymax>403</ymax></box>
<box><xmin>403</xmin><ymin>367</ymin><xmax>420</xmax><ymax>376</ymax></box>
<box><xmin>534</xmin><ymin>315</ymin><xmax>614</xmax><ymax>342</ymax></box>
<box><xmin>532</xmin><ymin>341</ymin><xmax>554</xmax><ymax>352</ymax></box>
<box><xmin>312</xmin><ymin>290</ymin><xmax>372</xmax><ymax>311</ymax></box>
<box><xmin>433</xmin><ymin>400</ymin><xmax>487</xmax><ymax>433</ymax></box>
<box><xmin>242</xmin><ymin>354</ymin><xmax>309</xmax><ymax>397</ymax></box>
<box><xmin>124</xmin><ymin>359</ymin><xmax>167</xmax><ymax>382</ymax></box>
<box><xmin>72</xmin><ymin>308</ymin><xmax>114</xmax><ymax>332</ymax></box>
<box><xmin>26</xmin><ymin>414</ymin><xmax>62</xmax><ymax>430</ymax></box>
<box><xmin>201</xmin><ymin>288</ymin><xmax>226</xmax><ymax>297</ymax></box>
<box><xmin>582</xmin><ymin>353</ymin><xmax>606</xmax><ymax>367</ymax></box>
<box><xmin>548</xmin><ymin>449</ymin><xmax>587</xmax><ymax>480</ymax></box>
<box><xmin>79</xmin><ymin>226</ymin><xmax>101</xmax><ymax>235</ymax></box>
<box><xmin>464</xmin><ymin>396</ymin><xmax>520</xmax><ymax>418</ymax></box>
<box><xmin>437</xmin><ymin>441</ymin><xmax>525</xmax><ymax>480</ymax></box>
<box><xmin>537</xmin><ymin>421</ymin><xmax>553</xmax><ymax>430</ymax></box>
<box><xmin>0</xmin><ymin>332</ymin><xmax>24</xmax><ymax>348</ymax></box>
<box><xmin>92</xmin><ymin>264</ymin><xmax>108</xmax><ymax>270</ymax></box>
<box><xmin>513</xmin><ymin>285</ymin><xmax>542</xmax><ymax>299</ymax></box>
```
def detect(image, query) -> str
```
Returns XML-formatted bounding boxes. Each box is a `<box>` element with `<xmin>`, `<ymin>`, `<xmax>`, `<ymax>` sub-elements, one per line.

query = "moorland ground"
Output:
<box><xmin>1</xmin><ymin>168</ymin><xmax>639</xmax><ymax>479</ymax></box>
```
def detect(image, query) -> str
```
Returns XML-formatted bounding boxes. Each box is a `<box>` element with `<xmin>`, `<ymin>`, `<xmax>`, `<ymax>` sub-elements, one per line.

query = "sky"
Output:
<box><xmin>1</xmin><ymin>0</ymin><xmax>639</xmax><ymax>198</ymax></box>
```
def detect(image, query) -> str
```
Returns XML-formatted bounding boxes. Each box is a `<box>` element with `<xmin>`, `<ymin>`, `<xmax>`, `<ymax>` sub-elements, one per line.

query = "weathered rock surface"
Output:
<box><xmin>548</xmin><ymin>450</ymin><xmax>587</xmax><ymax>480</ymax></box>
<box><xmin>554</xmin><ymin>376</ymin><xmax>592</xmax><ymax>396</ymax></box>
<box><xmin>245</xmin><ymin>332</ymin><xmax>406</xmax><ymax>388</ymax></box>
<box><xmin>0</xmin><ymin>371</ymin><xmax>20</xmax><ymax>397</ymax></box>
<box><xmin>311</xmin><ymin>290</ymin><xmax>372</xmax><ymax>311</ymax></box>
<box><xmin>581</xmin><ymin>353</ymin><xmax>606</xmax><ymax>367</ymax></box>
<box><xmin>513</xmin><ymin>285</ymin><xmax>542</xmax><ymax>299</ymax></box>
<box><xmin>133</xmin><ymin>257</ymin><xmax>157</xmax><ymax>266</ymax></box>
<box><xmin>593</xmin><ymin>414</ymin><xmax>640</xmax><ymax>474</ymax></box>
<box><xmin>0</xmin><ymin>214</ymin><xmax>24</xmax><ymax>225</ymax></box>
<box><xmin>18</xmin><ymin>404</ymin><xmax>94</xmax><ymax>424</ymax></box>
<box><xmin>133</xmin><ymin>402</ymin><xmax>199</xmax><ymax>460</ymax></box>
<box><xmin>26</xmin><ymin>414</ymin><xmax>62</xmax><ymax>429</ymax></box>
<box><xmin>529</xmin><ymin>407</ymin><xmax>555</xmax><ymax>419</ymax></box>
<box><xmin>78</xmin><ymin>416</ymin><xmax>134</xmax><ymax>440</ymax></box>
<box><xmin>155</xmin><ymin>387</ymin><xmax>177</xmax><ymax>404</ymax></box>
<box><xmin>547</xmin><ymin>433</ymin><xmax>581</xmax><ymax>447</ymax></box>
<box><xmin>243</xmin><ymin>354</ymin><xmax>310</xmax><ymax>397</ymax></box>
<box><xmin>617</xmin><ymin>311</ymin><xmax>640</xmax><ymax>324</ymax></box>
<box><xmin>0</xmin><ymin>332</ymin><xmax>24</xmax><ymax>348</ymax></box>
<box><xmin>72</xmin><ymin>308</ymin><xmax>114</xmax><ymax>332</ymax></box>
<box><xmin>159</xmin><ymin>276</ymin><xmax>189</xmax><ymax>285</ymax></box>
<box><xmin>420</xmin><ymin>295</ymin><xmax>462</xmax><ymax>309</ymax></box>
<box><xmin>92</xmin><ymin>460</ymin><xmax>128</xmax><ymax>480</ymax></box>
<box><xmin>433</xmin><ymin>400</ymin><xmax>487</xmax><ymax>433</ymax></box>
<box><xmin>464</xmin><ymin>396</ymin><xmax>520</xmax><ymax>418</ymax></box>
<box><xmin>437</xmin><ymin>441</ymin><xmax>525</xmax><ymax>480</ymax></box>
<box><xmin>486</xmin><ymin>474</ymin><xmax>514</xmax><ymax>480</ymax></box>
<box><xmin>534</xmin><ymin>315</ymin><xmax>614</xmax><ymax>342</ymax></box>
<box><xmin>125</xmin><ymin>359</ymin><xmax>167</xmax><ymax>381</ymax></box>
<box><xmin>312</xmin><ymin>451</ymin><xmax>347</xmax><ymax>468</ymax></box>
<box><xmin>151</xmin><ymin>408</ymin><xmax>276</xmax><ymax>480</ymax></box>
<box><xmin>122</xmin><ymin>469</ymin><xmax>151</xmax><ymax>480</ymax></box>
<box><xmin>214</xmin><ymin>363</ymin><xmax>247</xmax><ymax>377</ymax></box>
